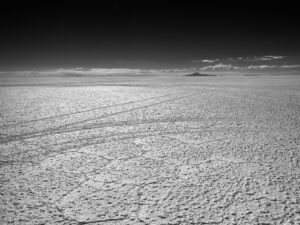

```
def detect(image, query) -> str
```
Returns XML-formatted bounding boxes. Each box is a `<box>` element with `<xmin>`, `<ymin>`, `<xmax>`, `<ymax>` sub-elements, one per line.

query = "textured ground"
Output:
<box><xmin>0</xmin><ymin>75</ymin><xmax>299</xmax><ymax>224</ymax></box>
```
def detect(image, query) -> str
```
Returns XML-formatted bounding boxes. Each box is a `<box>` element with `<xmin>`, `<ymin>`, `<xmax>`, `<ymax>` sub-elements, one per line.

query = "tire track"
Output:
<box><xmin>0</xmin><ymin>92</ymin><xmax>202</xmax><ymax>143</ymax></box>
<box><xmin>2</xmin><ymin>119</ymin><xmax>228</xmax><ymax>164</ymax></box>
<box><xmin>1</xmin><ymin>93</ymin><xmax>174</xmax><ymax>128</ymax></box>
<box><xmin>35</xmin><ymin>116</ymin><xmax>204</xmax><ymax>136</ymax></box>
<box><xmin>1</xmin><ymin>128</ymin><xmax>194</xmax><ymax>167</ymax></box>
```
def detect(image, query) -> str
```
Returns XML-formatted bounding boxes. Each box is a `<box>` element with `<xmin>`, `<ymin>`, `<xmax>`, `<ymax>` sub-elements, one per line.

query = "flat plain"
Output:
<box><xmin>0</xmin><ymin>75</ymin><xmax>299</xmax><ymax>224</ymax></box>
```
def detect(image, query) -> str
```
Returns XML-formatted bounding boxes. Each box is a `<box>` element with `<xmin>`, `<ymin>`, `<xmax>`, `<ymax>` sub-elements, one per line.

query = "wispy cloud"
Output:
<box><xmin>263</xmin><ymin>56</ymin><xmax>286</xmax><ymax>60</ymax></box>
<box><xmin>192</xmin><ymin>56</ymin><xmax>287</xmax><ymax>64</ymax></box>
<box><xmin>255</xmin><ymin>56</ymin><xmax>287</xmax><ymax>61</ymax></box>
<box><xmin>247</xmin><ymin>64</ymin><xmax>300</xmax><ymax>69</ymax></box>
<box><xmin>50</xmin><ymin>68</ymin><xmax>142</xmax><ymax>75</ymax></box>
<box><xmin>191</xmin><ymin>59</ymin><xmax>219</xmax><ymax>63</ymax></box>
<box><xmin>198</xmin><ymin>63</ymin><xmax>300</xmax><ymax>71</ymax></box>
<box><xmin>232</xmin><ymin>55</ymin><xmax>287</xmax><ymax>62</ymax></box>
<box><xmin>200</xmin><ymin>63</ymin><xmax>240</xmax><ymax>70</ymax></box>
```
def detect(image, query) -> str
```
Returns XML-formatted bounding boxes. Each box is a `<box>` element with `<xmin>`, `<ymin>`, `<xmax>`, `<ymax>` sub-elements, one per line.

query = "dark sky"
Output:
<box><xmin>0</xmin><ymin>1</ymin><xmax>299</xmax><ymax>70</ymax></box>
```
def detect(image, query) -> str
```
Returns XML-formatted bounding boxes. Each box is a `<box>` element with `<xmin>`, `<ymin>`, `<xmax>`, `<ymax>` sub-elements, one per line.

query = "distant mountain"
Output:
<box><xmin>184</xmin><ymin>72</ymin><xmax>216</xmax><ymax>77</ymax></box>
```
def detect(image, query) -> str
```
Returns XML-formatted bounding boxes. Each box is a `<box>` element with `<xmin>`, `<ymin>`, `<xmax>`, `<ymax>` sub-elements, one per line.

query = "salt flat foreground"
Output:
<box><xmin>0</xmin><ymin>75</ymin><xmax>299</xmax><ymax>224</ymax></box>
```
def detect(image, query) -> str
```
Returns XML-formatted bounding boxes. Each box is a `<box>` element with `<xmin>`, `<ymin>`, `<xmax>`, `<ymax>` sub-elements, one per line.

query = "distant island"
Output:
<box><xmin>184</xmin><ymin>72</ymin><xmax>217</xmax><ymax>77</ymax></box>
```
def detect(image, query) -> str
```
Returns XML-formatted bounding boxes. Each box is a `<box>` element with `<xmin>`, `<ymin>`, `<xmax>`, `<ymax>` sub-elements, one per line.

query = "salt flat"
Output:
<box><xmin>0</xmin><ymin>75</ymin><xmax>299</xmax><ymax>224</ymax></box>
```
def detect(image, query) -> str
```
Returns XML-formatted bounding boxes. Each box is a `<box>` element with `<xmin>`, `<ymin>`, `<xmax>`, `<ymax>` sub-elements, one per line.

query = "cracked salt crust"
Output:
<box><xmin>1</xmin><ymin>76</ymin><xmax>300</xmax><ymax>224</ymax></box>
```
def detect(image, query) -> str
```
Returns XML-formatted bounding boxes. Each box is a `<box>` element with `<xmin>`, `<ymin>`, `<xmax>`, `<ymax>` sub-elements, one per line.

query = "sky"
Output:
<box><xmin>1</xmin><ymin>1</ymin><xmax>300</xmax><ymax>75</ymax></box>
